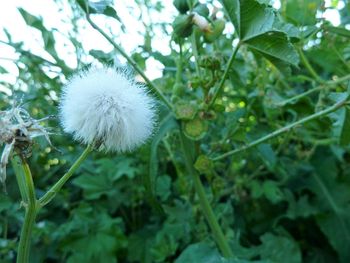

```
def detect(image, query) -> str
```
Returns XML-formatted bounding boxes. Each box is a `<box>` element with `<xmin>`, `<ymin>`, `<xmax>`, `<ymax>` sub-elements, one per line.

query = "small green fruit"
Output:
<box><xmin>204</xmin><ymin>19</ymin><xmax>226</xmax><ymax>43</ymax></box>
<box><xmin>194</xmin><ymin>155</ymin><xmax>214</xmax><ymax>174</ymax></box>
<box><xmin>175</xmin><ymin>102</ymin><xmax>197</xmax><ymax>120</ymax></box>
<box><xmin>183</xmin><ymin>118</ymin><xmax>208</xmax><ymax>140</ymax></box>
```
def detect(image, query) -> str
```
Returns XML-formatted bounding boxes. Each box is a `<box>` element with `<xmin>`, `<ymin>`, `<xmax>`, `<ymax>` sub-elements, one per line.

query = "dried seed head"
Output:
<box><xmin>0</xmin><ymin>104</ymin><xmax>52</xmax><ymax>187</ymax></box>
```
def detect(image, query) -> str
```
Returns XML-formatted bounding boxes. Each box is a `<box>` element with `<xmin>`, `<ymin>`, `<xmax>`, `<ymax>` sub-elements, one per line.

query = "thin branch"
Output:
<box><xmin>212</xmin><ymin>99</ymin><xmax>348</xmax><ymax>161</ymax></box>
<box><xmin>298</xmin><ymin>48</ymin><xmax>324</xmax><ymax>84</ymax></box>
<box><xmin>84</xmin><ymin>12</ymin><xmax>173</xmax><ymax>110</ymax></box>
<box><xmin>276</xmin><ymin>74</ymin><xmax>350</xmax><ymax>106</ymax></box>
<box><xmin>208</xmin><ymin>43</ymin><xmax>241</xmax><ymax>108</ymax></box>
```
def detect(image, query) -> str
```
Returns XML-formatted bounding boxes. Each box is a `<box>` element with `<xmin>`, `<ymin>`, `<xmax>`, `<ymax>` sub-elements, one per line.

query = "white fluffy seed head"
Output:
<box><xmin>59</xmin><ymin>67</ymin><xmax>157</xmax><ymax>153</ymax></box>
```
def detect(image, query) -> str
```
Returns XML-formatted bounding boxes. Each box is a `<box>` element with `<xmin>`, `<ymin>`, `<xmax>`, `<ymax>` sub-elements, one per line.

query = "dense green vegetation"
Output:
<box><xmin>1</xmin><ymin>0</ymin><xmax>350</xmax><ymax>262</ymax></box>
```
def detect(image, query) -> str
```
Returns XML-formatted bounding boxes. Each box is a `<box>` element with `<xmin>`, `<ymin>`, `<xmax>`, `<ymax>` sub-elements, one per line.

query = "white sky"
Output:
<box><xmin>0</xmin><ymin>0</ymin><xmax>343</xmax><ymax>95</ymax></box>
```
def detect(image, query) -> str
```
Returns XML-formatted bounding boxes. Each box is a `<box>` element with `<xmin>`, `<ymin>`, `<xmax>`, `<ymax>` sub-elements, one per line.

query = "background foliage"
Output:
<box><xmin>1</xmin><ymin>0</ymin><xmax>350</xmax><ymax>262</ymax></box>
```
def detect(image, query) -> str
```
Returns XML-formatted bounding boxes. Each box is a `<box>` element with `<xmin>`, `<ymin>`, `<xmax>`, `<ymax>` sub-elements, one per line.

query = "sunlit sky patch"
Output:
<box><xmin>0</xmin><ymin>0</ymin><xmax>346</xmax><ymax>94</ymax></box>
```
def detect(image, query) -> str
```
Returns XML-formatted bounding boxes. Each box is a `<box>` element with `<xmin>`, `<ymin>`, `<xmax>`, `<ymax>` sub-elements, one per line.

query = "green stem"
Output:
<box><xmin>84</xmin><ymin>12</ymin><xmax>172</xmax><ymax>110</ymax></box>
<box><xmin>277</xmin><ymin>86</ymin><xmax>322</xmax><ymax>106</ymax></box>
<box><xmin>276</xmin><ymin>73</ymin><xmax>350</xmax><ymax>106</ymax></box>
<box><xmin>179</xmin><ymin>131</ymin><xmax>234</xmax><ymax>258</ymax></box>
<box><xmin>298</xmin><ymin>48</ymin><xmax>324</xmax><ymax>84</ymax></box>
<box><xmin>327</xmin><ymin>73</ymin><xmax>350</xmax><ymax>85</ymax></box>
<box><xmin>191</xmin><ymin>33</ymin><xmax>201</xmax><ymax>77</ymax></box>
<box><xmin>39</xmin><ymin>145</ymin><xmax>93</xmax><ymax>207</ymax></box>
<box><xmin>17</xmin><ymin>157</ymin><xmax>37</xmax><ymax>263</ymax></box>
<box><xmin>212</xmin><ymin>99</ymin><xmax>348</xmax><ymax>161</ymax></box>
<box><xmin>209</xmin><ymin>43</ymin><xmax>241</xmax><ymax>108</ymax></box>
<box><xmin>11</xmin><ymin>157</ymin><xmax>29</xmax><ymax>204</ymax></box>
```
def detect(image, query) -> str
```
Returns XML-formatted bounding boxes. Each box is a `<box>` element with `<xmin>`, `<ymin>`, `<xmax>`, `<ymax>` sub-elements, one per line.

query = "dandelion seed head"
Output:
<box><xmin>59</xmin><ymin>67</ymin><xmax>157</xmax><ymax>152</ymax></box>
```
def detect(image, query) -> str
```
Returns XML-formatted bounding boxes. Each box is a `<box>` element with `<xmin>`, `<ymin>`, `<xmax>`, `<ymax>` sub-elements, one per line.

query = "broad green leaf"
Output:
<box><xmin>262</xmin><ymin>180</ymin><xmax>284</xmax><ymax>204</ymax></box>
<box><xmin>317</xmin><ymin>213</ymin><xmax>350</xmax><ymax>263</ymax></box>
<box><xmin>257</xmin><ymin>144</ymin><xmax>277</xmax><ymax>171</ymax></box>
<box><xmin>72</xmin><ymin>173</ymin><xmax>116</xmax><ymax>199</ymax></box>
<box><xmin>282</xmin><ymin>0</ymin><xmax>323</xmax><ymax>26</ymax></box>
<box><xmin>257</xmin><ymin>233</ymin><xmax>302</xmax><ymax>263</ymax></box>
<box><xmin>325</xmin><ymin>25</ymin><xmax>350</xmax><ymax>38</ymax></box>
<box><xmin>309</xmin><ymin>151</ymin><xmax>350</xmax><ymax>262</ymax></box>
<box><xmin>329</xmin><ymin>88</ymin><xmax>350</xmax><ymax>145</ymax></box>
<box><xmin>339</xmin><ymin>107</ymin><xmax>350</xmax><ymax>145</ymax></box>
<box><xmin>174</xmin><ymin>243</ymin><xmax>223</xmax><ymax>263</ymax></box>
<box><xmin>239</xmin><ymin>0</ymin><xmax>275</xmax><ymax>41</ymax></box>
<box><xmin>246</xmin><ymin>31</ymin><xmax>299</xmax><ymax>66</ymax></box>
<box><xmin>220</xmin><ymin>0</ymin><xmax>299</xmax><ymax>66</ymax></box>
<box><xmin>220</xmin><ymin>0</ymin><xmax>240</xmax><ymax>36</ymax></box>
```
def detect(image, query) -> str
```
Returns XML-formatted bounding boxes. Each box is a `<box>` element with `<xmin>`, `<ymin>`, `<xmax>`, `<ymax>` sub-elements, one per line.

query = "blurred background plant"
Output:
<box><xmin>1</xmin><ymin>0</ymin><xmax>350</xmax><ymax>262</ymax></box>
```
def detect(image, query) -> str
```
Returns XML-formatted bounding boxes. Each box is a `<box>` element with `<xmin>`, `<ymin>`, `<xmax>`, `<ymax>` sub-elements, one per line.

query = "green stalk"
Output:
<box><xmin>39</xmin><ymin>145</ymin><xmax>92</xmax><ymax>207</ymax></box>
<box><xmin>298</xmin><ymin>48</ymin><xmax>324</xmax><ymax>84</ymax></box>
<box><xmin>11</xmin><ymin>157</ymin><xmax>29</xmax><ymax>204</ymax></box>
<box><xmin>212</xmin><ymin>99</ymin><xmax>348</xmax><ymax>161</ymax></box>
<box><xmin>208</xmin><ymin>43</ymin><xmax>241</xmax><ymax>108</ymax></box>
<box><xmin>179</xmin><ymin>131</ymin><xmax>234</xmax><ymax>258</ymax></box>
<box><xmin>276</xmin><ymin>73</ymin><xmax>350</xmax><ymax>107</ymax></box>
<box><xmin>17</xmin><ymin>157</ymin><xmax>37</xmax><ymax>263</ymax></box>
<box><xmin>191</xmin><ymin>33</ymin><xmax>201</xmax><ymax>77</ymax></box>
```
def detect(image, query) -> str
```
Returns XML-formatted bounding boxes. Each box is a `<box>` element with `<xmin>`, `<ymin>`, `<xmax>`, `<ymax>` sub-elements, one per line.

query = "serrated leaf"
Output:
<box><xmin>220</xmin><ymin>0</ymin><xmax>240</xmax><ymax>36</ymax></box>
<box><xmin>220</xmin><ymin>0</ymin><xmax>299</xmax><ymax>67</ymax></box>
<box><xmin>282</xmin><ymin>0</ymin><xmax>323</xmax><ymax>26</ymax></box>
<box><xmin>175</xmin><ymin>243</ymin><xmax>223</xmax><ymax>263</ymax></box>
<box><xmin>258</xmin><ymin>233</ymin><xmax>302</xmax><ymax>263</ymax></box>
<box><xmin>308</xmin><ymin>151</ymin><xmax>350</xmax><ymax>262</ymax></box>
<box><xmin>246</xmin><ymin>31</ymin><xmax>299</xmax><ymax>66</ymax></box>
<box><xmin>72</xmin><ymin>174</ymin><xmax>115</xmax><ymax>200</ymax></box>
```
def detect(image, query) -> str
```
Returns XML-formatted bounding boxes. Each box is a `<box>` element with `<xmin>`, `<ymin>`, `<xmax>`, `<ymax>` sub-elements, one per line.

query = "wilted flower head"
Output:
<box><xmin>0</xmin><ymin>104</ymin><xmax>52</xmax><ymax>187</ymax></box>
<box><xmin>59</xmin><ymin>67</ymin><xmax>156</xmax><ymax>153</ymax></box>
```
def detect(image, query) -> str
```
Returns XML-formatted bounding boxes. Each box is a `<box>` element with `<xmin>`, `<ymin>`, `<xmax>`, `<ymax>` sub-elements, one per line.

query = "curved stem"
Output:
<box><xmin>298</xmin><ymin>48</ymin><xmax>324</xmax><ymax>84</ymax></box>
<box><xmin>277</xmin><ymin>86</ymin><xmax>322</xmax><ymax>106</ymax></box>
<box><xmin>39</xmin><ymin>145</ymin><xmax>93</xmax><ymax>207</ymax></box>
<box><xmin>212</xmin><ymin>99</ymin><xmax>348</xmax><ymax>161</ymax></box>
<box><xmin>179</xmin><ymin>131</ymin><xmax>234</xmax><ymax>258</ymax></box>
<box><xmin>83</xmin><ymin>12</ymin><xmax>173</xmax><ymax>110</ymax></box>
<box><xmin>275</xmin><ymin>74</ymin><xmax>350</xmax><ymax>107</ymax></box>
<box><xmin>208</xmin><ymin>43</ymin><xmax>241</xmax><ymax>108</ymax></box>
<box><xmin>191</xmin><ymin>33</ymin><xmax>201</xmax><ymax>77</ymax></box>
<box><xmin>17</xmin><ymin>157</ymin><xmax>37</xmax><ymax>263</ymax></box>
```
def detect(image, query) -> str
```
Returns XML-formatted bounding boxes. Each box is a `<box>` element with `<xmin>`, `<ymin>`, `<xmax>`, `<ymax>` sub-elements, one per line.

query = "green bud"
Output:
<box><xmin>204</xmin><ymin>19</ymin><xmax>226</xmax><ymax>43</ymax></box>
<box><xmin>194</xmin><ymin>155</ymin><xmax>214</xmax><ymax>174</ymax></box>
<box><xmin>175</xmin><ymin>102</ymin><xmax>197</xmax><ymax>120</ymax></box>
<box><xmin>173</xmin><ymin>14</ymin><xmax>194</xmax><ymax>38</ymax></box>
<box><xmin>183</xmin><ymin>118</ymin><xmax>208</xmax><ymax>140</ymax></box>
<box><xmin>199</xmin><ymin>55</ymin><xmax>221</xmax><ymax>70</ymax></box>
